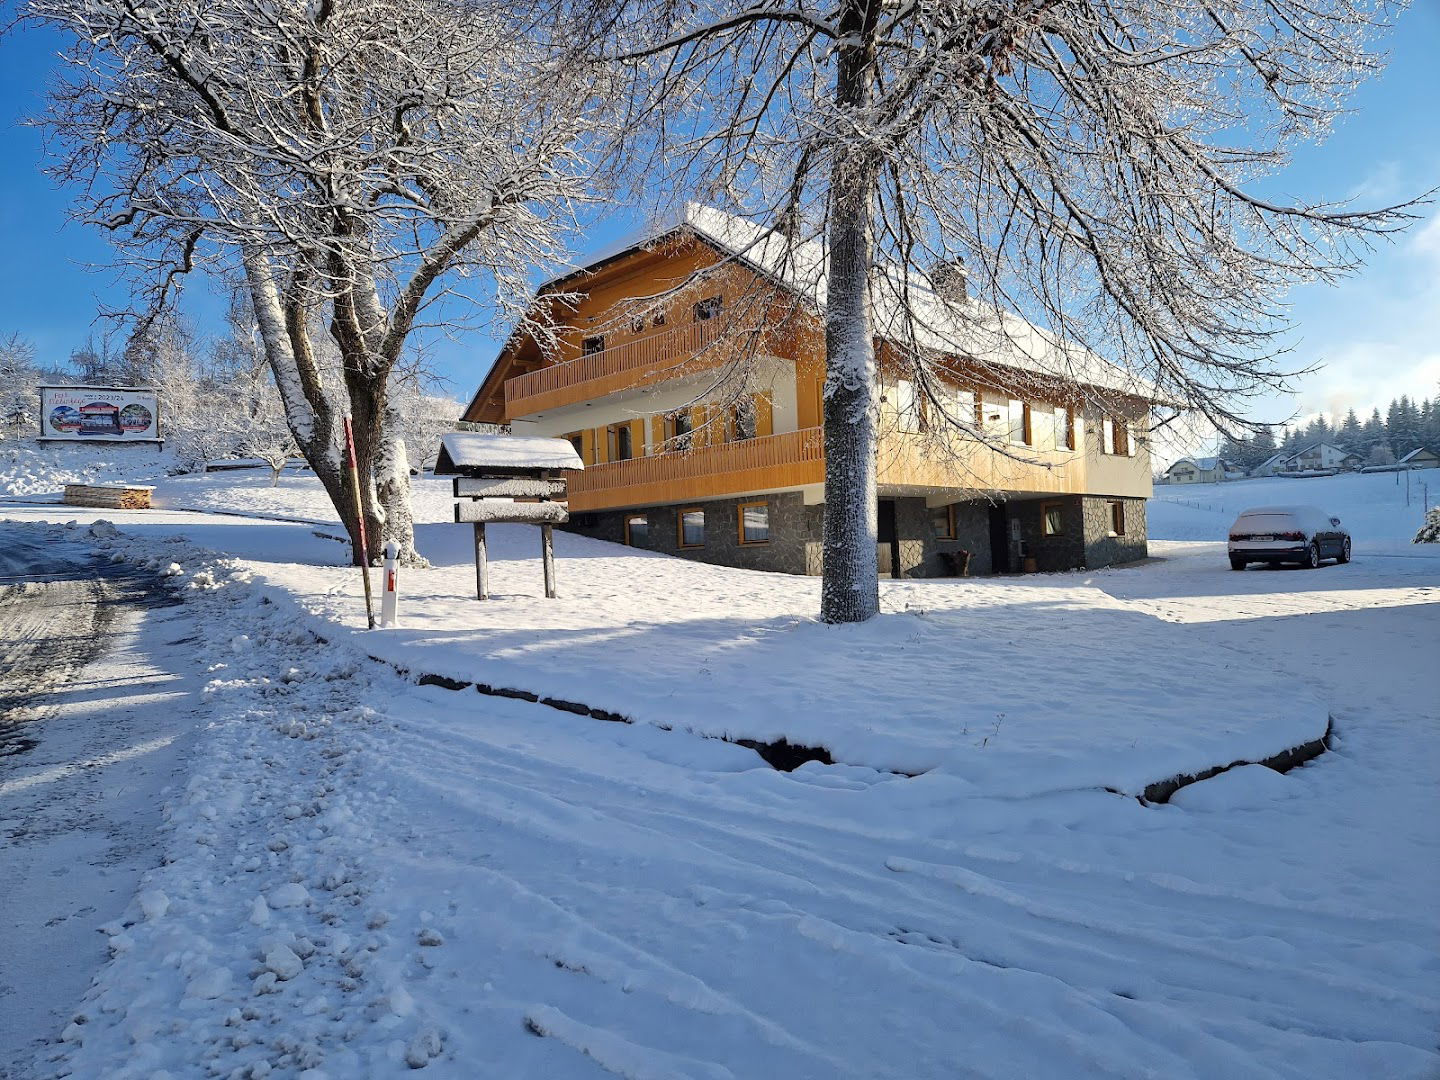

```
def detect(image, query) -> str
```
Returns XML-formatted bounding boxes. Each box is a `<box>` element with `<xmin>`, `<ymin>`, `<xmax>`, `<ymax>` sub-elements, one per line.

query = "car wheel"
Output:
<box><xmin>1305</xmin><ymin>542</ymin><xmax>1321</xmax><ymax>569</ymax></box>
<box><xmin>1337</xmin><ymin>537</ymin><xmax>1351</xmax><ymax>564</ymax></box>
<box><xmin>1229</xmin><ymin>557</ymin><xmax>1247</xmax><ymax>571</ymax></box>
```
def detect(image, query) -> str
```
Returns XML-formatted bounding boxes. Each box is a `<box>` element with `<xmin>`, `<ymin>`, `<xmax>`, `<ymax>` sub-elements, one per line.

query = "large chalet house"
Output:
<box><xmin>463</xmin><ymin>206</ymin><xmax>1157</xmax><ymax>578</ymax></box>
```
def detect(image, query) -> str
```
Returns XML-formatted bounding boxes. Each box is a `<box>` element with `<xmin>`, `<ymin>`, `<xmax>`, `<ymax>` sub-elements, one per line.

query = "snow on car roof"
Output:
<box><xmin>1235</xmin><ymin>506</ymin><xmax>1326</xmax><ymax>516</ymax></box>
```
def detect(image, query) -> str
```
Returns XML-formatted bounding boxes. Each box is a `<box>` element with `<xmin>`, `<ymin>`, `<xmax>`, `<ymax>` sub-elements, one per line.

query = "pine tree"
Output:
<box><xmin>1338</xmin><ymin>408</ymin><xmax>1362</xmax><ymax>451</ymax></box>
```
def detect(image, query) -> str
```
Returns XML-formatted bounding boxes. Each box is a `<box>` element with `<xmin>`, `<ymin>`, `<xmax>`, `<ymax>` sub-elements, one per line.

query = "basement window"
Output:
<box><xmin>678</xmin><ymin>508</ymin><xmax>706</xmax><ymax>548</ymax></box>
<box><xmin>1041</xmin><ymin>502</ymin><xmax>1065</xmax><ymax>537</ymax></box>
<box><xmin>931</xmin><ymin>504</ymin><xmax>955</xmax><ymax>540</ymax></box>
<box><xmin>738</xmin><ymin>501</ymin><xmax>770</xmax><ymax>544</ymax></box>
<box><xmin>624</xmin><ymin>514</ymin><xmax>649</xmax><ymax>547</ymax></box>
<box><xmin>1109</xmin><ymin>501</ymin><xmax>1127</xmax><ymax>537</ymax></box>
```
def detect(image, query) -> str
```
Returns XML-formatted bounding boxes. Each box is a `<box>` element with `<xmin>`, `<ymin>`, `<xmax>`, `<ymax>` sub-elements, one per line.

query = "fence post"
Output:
<box><xmin>380</xmin><ymin>540</ymin><xmax>399</xmax><ymax>628</ymax></box>
<box><xmin>474</xmin><ymin>522</ymin><xmax>489</xmax><ymax>600</ymax></box>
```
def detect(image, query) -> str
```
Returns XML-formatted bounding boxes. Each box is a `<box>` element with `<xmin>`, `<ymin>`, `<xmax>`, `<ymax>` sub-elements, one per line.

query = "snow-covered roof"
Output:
<box><xmin>1292</xmin><ymin>442</ymin><xmax>1355</xmax><ymax>457</ymax></box>
<box><xmin>434</xmin><ymin>433</ymin><xmax>583</xmax><ymax>474</ymax></box>
<box><xmin>1398</xmin><ymin>446</ymin><xmax>1437</xmax><ymax>463</ymax></box>
<box><xmin>1255</xmin><ymin>452</ymin><xmax>1292</xmax><ymax>469</ymax></box>
<box><xmin>552</xmin><ymin>203</ymin><xmax>1160</xmax><ymax>402</ymax></box>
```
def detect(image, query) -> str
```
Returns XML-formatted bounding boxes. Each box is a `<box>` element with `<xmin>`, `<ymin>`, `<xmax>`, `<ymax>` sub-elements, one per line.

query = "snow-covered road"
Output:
<box><xmin>0</xmin><ymin>526</ymin><xmax>198</xmax><ymax>1077</ymax></box>
<box><xmin>21</xmin><ymin>522</ymin><xmax>1435</xmax><ymax>1079</ymax></box>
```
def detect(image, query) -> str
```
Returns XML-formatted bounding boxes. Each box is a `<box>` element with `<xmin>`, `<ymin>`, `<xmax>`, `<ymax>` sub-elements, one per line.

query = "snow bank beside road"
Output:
<box><xmin>6</xmin><ymin>483</ymin><xmax>1328</xmax><ymax>798</ymax></box>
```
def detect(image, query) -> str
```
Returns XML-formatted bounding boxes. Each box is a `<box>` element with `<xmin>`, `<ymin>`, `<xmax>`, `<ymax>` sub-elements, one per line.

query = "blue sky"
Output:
<box><xmin>1</xmin><ymin>9</ymin><xmax>1435</xmax><ymax>437</ymax></box>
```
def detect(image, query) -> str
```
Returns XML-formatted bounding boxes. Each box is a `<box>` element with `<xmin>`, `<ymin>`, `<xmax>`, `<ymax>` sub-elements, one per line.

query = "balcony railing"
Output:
<box><xmin>566</xmin><ymin>427</ymin><xmax>825</xmax><ymax>511</ymax></box>
<box><xmin>505</xmin><ymin>319</ymin><xmax>733</xmax><ymax>417</ymax></box>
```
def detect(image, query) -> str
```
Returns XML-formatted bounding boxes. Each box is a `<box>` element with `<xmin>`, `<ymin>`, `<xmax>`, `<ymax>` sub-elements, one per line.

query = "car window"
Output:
<box><xmin>1235</xmin><ymin>514</ymin><xmax>1298</xmax><ymax>532</ymax></box>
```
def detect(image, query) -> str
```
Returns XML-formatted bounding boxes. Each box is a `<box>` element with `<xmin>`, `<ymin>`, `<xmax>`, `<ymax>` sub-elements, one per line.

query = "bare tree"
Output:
<box><xmin>583</xmin><ymin>0</ymin><xmax>1423</xmax><ymax>621</ymax></box>
<box><xmin>29</xmin><ymin>0</ymin><xmax>599</xmax><ymax>565</ymax></box>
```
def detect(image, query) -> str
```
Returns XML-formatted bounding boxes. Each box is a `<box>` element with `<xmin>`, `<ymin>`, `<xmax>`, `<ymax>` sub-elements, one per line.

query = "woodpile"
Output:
<box><xmin>62</xmin><ymin>484</ymin><xmax>155</xmax><ymax>510</ymax></box>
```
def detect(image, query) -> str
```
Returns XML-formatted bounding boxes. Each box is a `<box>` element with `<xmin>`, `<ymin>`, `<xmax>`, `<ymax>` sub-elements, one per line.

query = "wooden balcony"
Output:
<box><xmin>566</xmin><ymin>427</ymin><xmax>824</xmax><ymax>512</ymax></box>
<box><xmin>505</xmin><ymin>319</ymin><xmax>733</xmax><ymax>418</ymax></box>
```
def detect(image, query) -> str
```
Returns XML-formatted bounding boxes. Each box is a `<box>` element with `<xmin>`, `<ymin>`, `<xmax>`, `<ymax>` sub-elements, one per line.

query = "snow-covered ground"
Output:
<box><xmin>2</xmin><ymin>451</ymin><xmax>1438</xmax><ymax>1077</ymax></box>
<box><xmin>1149</xmin><ymin>468</ymin><xmax>1438</xmax><ymax>552</ymax></box>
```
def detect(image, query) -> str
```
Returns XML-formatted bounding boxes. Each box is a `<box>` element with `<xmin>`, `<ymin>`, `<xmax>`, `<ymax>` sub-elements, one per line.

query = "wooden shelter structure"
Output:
<box><xmin>434</xmin><ymin>432</ymin><xmax>584</xmax><ymax>599</ymax></box>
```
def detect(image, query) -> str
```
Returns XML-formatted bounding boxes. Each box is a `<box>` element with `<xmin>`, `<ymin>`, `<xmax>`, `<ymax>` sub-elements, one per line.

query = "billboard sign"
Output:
<box><xmin>39</xmin><ymin>386</ymin><xmax>162</xmax><ymax>443</ymax></box>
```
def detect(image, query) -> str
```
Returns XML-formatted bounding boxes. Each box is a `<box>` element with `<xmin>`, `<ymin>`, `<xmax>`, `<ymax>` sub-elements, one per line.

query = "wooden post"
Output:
<box><xmin>474</xmin><ymin>521</ymin><xmax>489</xmax><ymax>600</ymax></box>
<box><xmin>541</xmin><ymin>523</ymin><xmax>557</xmax><ymax>599</ymax></box>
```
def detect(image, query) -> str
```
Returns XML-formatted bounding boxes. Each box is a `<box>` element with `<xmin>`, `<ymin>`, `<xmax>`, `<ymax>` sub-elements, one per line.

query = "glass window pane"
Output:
<box><xmin>625</xmin><ymin>515</ymin><xmax>648</xmax><ymax>546</ymax></box>
<box><xmin>931</xmin><ymin>506</ymin><xmax>952</xmax><ymax>538</ymax></box>
<box><xmin>681</xmin><ymin>509</ymin><xmax>705</xmax><ymax>546</ymax></box>
<box><xmin>1043</xmin><ymin>504</ymin><xmax>1063</xmax><ymax>536</ymax></box>
<box><xmin>741</xmin><ymin>503</ymin><xmax>769</xmax><ymax>543</ymax></box>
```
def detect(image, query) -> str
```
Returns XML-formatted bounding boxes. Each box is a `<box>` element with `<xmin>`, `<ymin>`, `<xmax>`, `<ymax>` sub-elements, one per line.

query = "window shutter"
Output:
<box><xmin>630</xmin><ymin>419</ymin><xmax>646</xmax><ymax>456</ymax></box>
<box><xmin>581</xmin><ymin>428</ymin><xmax>597</xmax><ymax>465</ymax></box>
<box><xmin>1101</xmin><ymin>417</ymin><xmax>1115</xmax><ymax>456</ymax></box>
<box><xmin>755</xmin><ymin>393</ymin><xmax>774</xmax><ymax>437</ymax></box>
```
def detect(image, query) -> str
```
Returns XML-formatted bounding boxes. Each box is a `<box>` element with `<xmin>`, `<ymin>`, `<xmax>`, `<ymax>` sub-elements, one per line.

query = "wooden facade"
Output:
<box><xmin>462</xmin><ymin>215</ymin><xmax>1154</xmax><ymax>520</ymax></box>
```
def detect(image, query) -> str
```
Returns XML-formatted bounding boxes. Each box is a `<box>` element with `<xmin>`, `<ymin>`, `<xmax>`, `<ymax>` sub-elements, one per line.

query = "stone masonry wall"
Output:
<box><xmin>1081</xmin><ymin>496</ymin><xmax>1148</xmax><ymax>567</ymax></box>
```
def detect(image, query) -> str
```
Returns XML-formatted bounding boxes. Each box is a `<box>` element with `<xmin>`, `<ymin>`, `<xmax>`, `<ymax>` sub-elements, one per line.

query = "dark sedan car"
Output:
<box><xmin>1227</xmin><ymin>505</ymin><xmax>1352</xmax><ymax>570</ymax></box>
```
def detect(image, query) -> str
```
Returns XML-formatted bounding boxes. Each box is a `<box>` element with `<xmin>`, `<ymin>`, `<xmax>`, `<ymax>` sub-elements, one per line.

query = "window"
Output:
<box><xmin>980</xmin><ymin>393</ymin><xmax>1008</xmax><ymax>439</ymax></box>
<box><xmin>624</xmin><ymin>514</ymin><xmax>649</xmax><ymax>546</ymax></box>
<box><xmin>1062</xmin><ymin>407</ymin><xmax>1076</xmax><ymax>451</ymax></box>
<box><xmin>582</xmin><ymin>335</ymin><xmax>605</xmax><ymax>356</ymax></box>
<box><xmin>931</xmin><ymin>504</ymin><xmax>955</xmax><ymax>540</ymax></box>
<box><xmin>565</xmin><ymin>431</ymin><xmax>583</xmax><ymax>459</ymax></box>
<box><xmin>1108</xmin><ymin>501</ymin><xmax>1127</xmax><ymax>537</ymax></box>
<box><xmin>1008</xmin><ymin>399</ymin><xmax>1031</xmax><ymax>445</ymax></box>
<box><xmin>607</xmin><ymin>423</ymin><xmax>634</xmax><ymax>462</ymax></box>
<box><xmin>1112</xmin><ymin>418</ymin><xmax>1130</xmax><ymax>456</ymax></box>
<box><xmin>1101</xmin><ymin>417</ymin><xmax>1116</xmax><ymax>455</ymax></box>
<box><xmin>1041</xmin><ymin>501</ymin><xmax>1065</xmax><ymax>537</ymax></box>
<box><xmin>895</xmin><ymin>379</ymin><xmax>923</xmax><ymax>433</ymax></box>
<box><xmin>666</xmin><ymin>411</ymin><xmax>694</xmax><ymax>451</ymax></box>
<box><xmin>631</xmin><ymin>315</ymin><xmax>646</xmax><ymax>334</ymax></box>
<box><xmin>732</xmin><ymin>396</ymin><xmax>758</xmax><ymax>441</ymax></box>
<box><xmin>652</xmin><ymin>311</ymin><xmax>667</xmax><ymax>327</ymax></box>
<box><xmin>692</xmin><ymin>296</ymin><xmax>723</xmax><ymax>321</ymax></box>
<box><xmin>678</xmin><ymin>508</ymin><xmax>705</xmax><ymax>548</ymax></box>
<box><xmin>738</xmin><ymin>501</ymin><xmax>770</xmax><ymax>544</ymax></box>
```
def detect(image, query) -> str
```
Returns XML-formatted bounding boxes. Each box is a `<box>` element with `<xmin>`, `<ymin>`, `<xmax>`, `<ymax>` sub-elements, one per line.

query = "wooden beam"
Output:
<box><xmin>453</xmin><ymin>477</ymin><xmax>568</xmax><ymax>498</ymax></box>
<box><xmin>454</xmin><ymin>500</ymin><xmax>569</xmax><ymax>524</ymax></box>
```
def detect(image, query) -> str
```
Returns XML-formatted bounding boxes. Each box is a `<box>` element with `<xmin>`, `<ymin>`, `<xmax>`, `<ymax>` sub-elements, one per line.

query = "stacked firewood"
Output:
<box><xmin>62</xmin><ymin>484</ymin><xmax>154</xmax><ymax>510</ymax></box>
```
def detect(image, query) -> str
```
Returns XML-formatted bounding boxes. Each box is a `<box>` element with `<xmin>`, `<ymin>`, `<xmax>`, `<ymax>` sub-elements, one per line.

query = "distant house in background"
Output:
<box><xmin>1398</xmin><ymin>446</ymin><xmax>1440</xmax><ymax>470</ymax></box>
<box><xmin>1283</xmin><ymin>442</ymin><xmax>1361</xmax><ymax>473</ymax></box>
<box><xmin>1163</xmin><ymin>456</ymin><xmax>1236</xmax><ymax>484</ymax></box>
<box><xmin>1250</xmin><ymin>451</ymin><xmax>1294</xmax><ymax>478</ymax></box>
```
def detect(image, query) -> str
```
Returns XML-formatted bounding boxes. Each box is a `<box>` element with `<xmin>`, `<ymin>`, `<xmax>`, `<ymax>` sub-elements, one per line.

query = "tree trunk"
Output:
<box><xmin>376</xmin><ymin>403</ymin><xmax>428</xmax><ymax>567</ymax></box>
<box><xmin>819</xmin><ymin>0</ymin><xmax>882</xmax><ymax>625</ymax></box>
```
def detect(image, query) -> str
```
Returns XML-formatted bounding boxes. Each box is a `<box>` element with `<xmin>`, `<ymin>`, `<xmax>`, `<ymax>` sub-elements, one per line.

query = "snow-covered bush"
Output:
<box><xmin>1415</xmin><ymin>506</ymin><xmax>1440</xmax><ymax>544</ymax></box>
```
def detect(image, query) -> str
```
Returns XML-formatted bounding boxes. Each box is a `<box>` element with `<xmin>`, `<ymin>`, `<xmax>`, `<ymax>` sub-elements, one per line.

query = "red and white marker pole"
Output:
<box><xmin>380</xmin><ymin>539</ymin><xmax>399</xmax><ymax>628</ymax></box>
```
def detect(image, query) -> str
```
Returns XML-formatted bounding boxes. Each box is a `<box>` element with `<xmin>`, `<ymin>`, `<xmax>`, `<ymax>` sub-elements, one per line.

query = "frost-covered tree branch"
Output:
<box><xmin>575</xmin><ymin>0</ymin><xmax>1424</xmax><ymax>621</ymax></box>
<box><xmin>28</xmin><ymin>0</ymin><xmax>602</xmax><ymax>565</ymax></box>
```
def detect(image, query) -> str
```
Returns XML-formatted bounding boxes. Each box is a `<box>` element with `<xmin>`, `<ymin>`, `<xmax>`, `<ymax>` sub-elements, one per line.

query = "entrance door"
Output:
<box><xmin>877</xmin><ymin>499</ymin><xmax>900</xmax><ymax>578</ymax></box>
<box><xmin>988</xmin><ymin>503</ymin><xmax>1009</xmax><ymax>574</ymax></box>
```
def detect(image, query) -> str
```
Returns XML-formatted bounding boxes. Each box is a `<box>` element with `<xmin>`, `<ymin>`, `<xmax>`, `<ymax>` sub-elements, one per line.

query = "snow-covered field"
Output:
<box><xmin>1149</xmin><ymin>468</ymin><xmax>1438</xmax><ymax>552</ymax></box>
<box><xmin>2</xmin><ymin>451</ymin><xmax>1438</xmax><ymax>1078</ymax></box>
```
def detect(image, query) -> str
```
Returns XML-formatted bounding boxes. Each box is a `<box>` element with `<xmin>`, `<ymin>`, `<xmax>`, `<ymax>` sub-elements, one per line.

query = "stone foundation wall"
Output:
<box><xmin>564</xmin><ymin>491</ymin><xmax>1145</xmax><ymax>578</ymax></box>
<box><xmin>1081</xmin><ymin>496</ymin><xmax>1148</xmax><ymax>567</ymax></box>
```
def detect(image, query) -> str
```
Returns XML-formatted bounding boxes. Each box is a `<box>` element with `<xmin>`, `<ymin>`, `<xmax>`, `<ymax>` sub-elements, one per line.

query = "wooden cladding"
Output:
<box><xmin>566</xmin><ymin>427</ymin><xmax>825</xmax><ymax>512</ymax></box>
<box><xmin>505</xmin><ymin>318</ymin><xmax>735</xmax><ymax>417</ymax></box>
